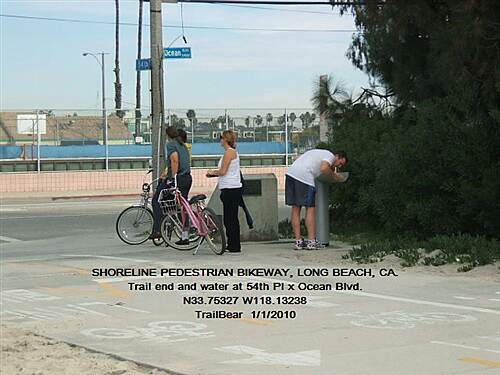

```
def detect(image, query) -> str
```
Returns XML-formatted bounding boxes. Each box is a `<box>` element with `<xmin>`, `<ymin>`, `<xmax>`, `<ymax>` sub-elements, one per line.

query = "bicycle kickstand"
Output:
<box><xmin>193</xmin><ymin>239</ymin><xmax>203</xmax><ymax>256</ymax></box>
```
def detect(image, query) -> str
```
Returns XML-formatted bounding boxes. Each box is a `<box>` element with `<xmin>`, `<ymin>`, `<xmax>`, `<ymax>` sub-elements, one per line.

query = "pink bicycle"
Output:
<box><xmin>158</xmin><ymin>180</ymin><xmax>226</xmax><ymax>255</ymax></box>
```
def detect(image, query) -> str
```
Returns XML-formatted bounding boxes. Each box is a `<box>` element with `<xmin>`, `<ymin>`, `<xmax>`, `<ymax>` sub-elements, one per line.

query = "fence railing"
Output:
<box><xmin>0</xmin><ymin>108</ymin><xmax>321</xmax><ymax>172</ymax></box>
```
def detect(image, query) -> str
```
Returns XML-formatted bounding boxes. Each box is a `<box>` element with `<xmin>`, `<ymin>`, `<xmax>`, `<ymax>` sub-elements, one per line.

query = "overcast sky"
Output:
<box><xmin>0</xmin><ymin>0</ymin><xmax>370</xmax><ymax>112</ymax></box>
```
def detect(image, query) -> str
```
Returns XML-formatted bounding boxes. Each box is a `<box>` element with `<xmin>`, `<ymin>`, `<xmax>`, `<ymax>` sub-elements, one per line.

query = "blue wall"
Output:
<box><xmin>1</xmin><ymin>142</ymin><xmax>291</xmax><ymax>159</ymax></box>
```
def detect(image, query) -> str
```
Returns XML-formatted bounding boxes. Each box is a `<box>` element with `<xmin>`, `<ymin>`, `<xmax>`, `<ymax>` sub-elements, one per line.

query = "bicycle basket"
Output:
<box><xmin>158</xmin><ymin>189</ymin><xmax>177</xmax><ymax>215</ymax></box>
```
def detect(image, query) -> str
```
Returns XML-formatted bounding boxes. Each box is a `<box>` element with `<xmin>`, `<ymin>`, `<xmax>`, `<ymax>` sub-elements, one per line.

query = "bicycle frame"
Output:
<box><xmin>173</xmin><ymin>189</ymin><xmax>209</xmax><ymax>237</ymax></box>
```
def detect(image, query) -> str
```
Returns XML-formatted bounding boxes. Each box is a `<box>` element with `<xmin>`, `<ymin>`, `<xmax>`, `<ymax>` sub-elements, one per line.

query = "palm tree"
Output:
<box><xmin>114</xmin><ymin>0</ymin><xmax>123</xmax><ymax>118</ymax></box>
<box><xmin>312</xmin><ymin>76</ymin><xmax>349</xmax><ymax>120</ymax></box>
<box><xmin>170</xmin><ymin>114</ymin><xmax>185</xmax><ymax>128</ymax></box>
<box><xmin>289</xmin><ymin>112</ymin><xmax>297</xmax><ymax>129</ymax></box>
<box><xmin>299</xmin><ymin>112</ymin><xmax>317</xmax><ymax>129</ymax></box>
<box><xmin>299</xmin><ymin>113</ymin><xmax>306</xmax><ymax>129</ymax></box>
<box><xmin>134</xmin><ymin>0</ymin><xmax>144</xmax><ymax>142</ymax></box>
<box><xmin>255</xmin><ymin>115</ymin><xmax>263</xmax><ymax>127</ymax></box>
<box><xmin>277</xmin><ymin>114</ymin><xmax>286</xmax><ymax>126</ymax></box>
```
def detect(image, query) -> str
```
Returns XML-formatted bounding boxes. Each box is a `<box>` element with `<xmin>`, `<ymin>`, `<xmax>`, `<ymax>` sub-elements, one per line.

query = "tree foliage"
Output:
<box><xmin>322</xmin><ymin>1</ymin><xmax>500</xmax><ymax>238</ymax></box>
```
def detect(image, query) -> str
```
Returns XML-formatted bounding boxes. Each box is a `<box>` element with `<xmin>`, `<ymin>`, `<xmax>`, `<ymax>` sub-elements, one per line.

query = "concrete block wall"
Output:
<box><xmin>0</xmin><ymin>166</ymin><xmax>288</xmax><ymax>195</ymax></box>
<box><xmin>207</xmin><ymin>174</ymin><xmax>279</xmax><ymax>242</ymax></box>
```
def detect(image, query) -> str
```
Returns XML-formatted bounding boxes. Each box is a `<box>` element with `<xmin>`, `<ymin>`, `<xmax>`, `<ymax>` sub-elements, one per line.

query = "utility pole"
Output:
<box><xmin>83</xmin><ymin>51</ymin><xmax>109</xmax><ymax>170</ymax></box>
<box><xmin>150</xmin><ymin>0</ymin><xmax>165</xmax><ymax>185</ymax></box>
<box><xmin>101</xmin><ymin>53</ymin><xmax>109</xmax><ymax>170</ymax></box>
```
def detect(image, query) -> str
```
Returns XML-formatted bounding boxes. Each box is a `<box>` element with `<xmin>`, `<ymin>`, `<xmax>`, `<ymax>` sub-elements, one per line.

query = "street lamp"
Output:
<box><xmin>83</xmin><ymin>52</ymin><xmax>109</xmax><ymax>171</ymax></box>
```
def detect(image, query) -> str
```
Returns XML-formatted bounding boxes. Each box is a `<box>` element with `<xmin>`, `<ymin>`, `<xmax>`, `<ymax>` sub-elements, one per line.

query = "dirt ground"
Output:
<box><xmin>0</xmin><ymin>325</ymin><xmax>171</xmax><ymax>375</ymax></box>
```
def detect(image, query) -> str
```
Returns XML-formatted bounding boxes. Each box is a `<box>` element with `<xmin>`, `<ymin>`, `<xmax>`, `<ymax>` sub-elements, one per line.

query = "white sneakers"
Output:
<box><xmin>293</xmin><ymin>239</ymin><xmax>305</xmax><ymax>250</ymax></box>
<box><xmin>293</xmin><ymin>239</ymin><xmax>323</xmax><ymax>250</ymax></box>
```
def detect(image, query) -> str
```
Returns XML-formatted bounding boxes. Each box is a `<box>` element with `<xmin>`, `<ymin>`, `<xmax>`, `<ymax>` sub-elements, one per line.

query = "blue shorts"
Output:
<box><xmin>285</xmin><ymin>175</ymin><xmax>316</xmax><ymax>207</ymax></box>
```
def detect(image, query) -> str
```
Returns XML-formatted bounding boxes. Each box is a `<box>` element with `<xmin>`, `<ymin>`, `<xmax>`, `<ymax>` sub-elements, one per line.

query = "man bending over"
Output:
<box><xmin>285</xmin><ymin>149</ymin><xmax>347</xmax><ymax>250</ymax></box>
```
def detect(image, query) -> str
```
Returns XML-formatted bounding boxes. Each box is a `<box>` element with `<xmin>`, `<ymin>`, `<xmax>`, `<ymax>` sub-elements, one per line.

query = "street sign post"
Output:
<box><xmin>136</xmin><ymin>58</ymin><xmax>152</xmax><ymax>71</ymax></box>
<box><xmin>164</xmin><ymin>47</ymin><xmax>192</xmax><ymax>59</ymax></box>
<box><xmin>136</xmin><ymin>48</ymin><xmax>191</xmax><ymax>71</ymax></box>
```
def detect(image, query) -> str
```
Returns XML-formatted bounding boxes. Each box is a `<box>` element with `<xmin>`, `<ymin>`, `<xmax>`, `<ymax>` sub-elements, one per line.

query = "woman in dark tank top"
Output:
<box><xmin>151</xmin><ymin>126</ymin><xmax>192</xmax><ymax>242</ymax></box>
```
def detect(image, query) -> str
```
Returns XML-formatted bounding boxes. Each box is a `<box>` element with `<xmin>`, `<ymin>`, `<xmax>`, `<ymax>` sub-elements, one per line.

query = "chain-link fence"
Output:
<box><xmin>0</xmin><ymin>108</ymin><xmax>320</xmax><ymax>172</ymax></box>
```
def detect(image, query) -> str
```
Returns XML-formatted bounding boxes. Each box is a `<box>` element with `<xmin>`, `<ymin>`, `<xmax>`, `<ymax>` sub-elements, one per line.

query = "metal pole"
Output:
<box><xmin>315</xmin><ymin>178</ymin><xmax>330</xmax><ymax>246</ymax></box>
<box><xmin>101</xmin><ymin>53</ymin><xmax>109</xmax><ymax>171</ymax></box>
<box><xmin>150</xmin><ymin>0</ymin><xmax>165</xmax><ymax>185</ymax></box>
<box><xmin>285</xmin><ymin>109</ymin><xmax>289</xmax><ymax>166</ymax></box>
<box><xmin>36</xmin><ymin>110</ymin><xmax>41</xmax><ymax>173</ymax></box>
<box><xmin>191</xmin><ymin>119</ymin><xmax>194</xmax><ymax>145</ymax></box>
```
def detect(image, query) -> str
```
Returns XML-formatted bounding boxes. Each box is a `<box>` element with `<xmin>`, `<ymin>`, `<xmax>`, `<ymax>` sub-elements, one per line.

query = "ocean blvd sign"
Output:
<box><xmin>163</xmin><ymin>47</ymin><xmax>192</xmax><ymax>59</ymax></box>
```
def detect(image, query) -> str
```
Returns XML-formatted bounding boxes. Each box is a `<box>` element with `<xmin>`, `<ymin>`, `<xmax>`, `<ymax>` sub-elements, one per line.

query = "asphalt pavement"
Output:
<box><xmin>1</xmin><ymin>197</ymin><xmax>499</xmax><ymax>375</ymax></box>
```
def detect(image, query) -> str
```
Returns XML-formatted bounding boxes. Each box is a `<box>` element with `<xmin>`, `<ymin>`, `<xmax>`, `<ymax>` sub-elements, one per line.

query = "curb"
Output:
<box><xmin>51</xmin><ymin>193</ymin><xmax>138</xmax><ymax>201</ymax></box>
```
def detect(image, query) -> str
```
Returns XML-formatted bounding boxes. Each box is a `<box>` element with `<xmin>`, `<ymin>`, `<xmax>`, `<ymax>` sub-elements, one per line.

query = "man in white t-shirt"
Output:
<box><xmin>285</xmin><ymin>149</ymin><xmax>347</xmax><ymax>250</ymax></box>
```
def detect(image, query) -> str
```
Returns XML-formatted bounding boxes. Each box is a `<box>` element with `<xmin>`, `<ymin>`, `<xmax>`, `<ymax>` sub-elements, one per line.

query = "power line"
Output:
<box><xmin>0</xmin><ymin>13</ymin><xmax>358</xmax><ymax>33</ymax></box>
<box><xmin>179</xmin><ymin>0</ymin><xmax>359</xmax><ymax>4</ymax></box>
<box><xmin>216</xmin><ymin>3</ymin><xmax>341</xmax><ymax>15</ymax></box>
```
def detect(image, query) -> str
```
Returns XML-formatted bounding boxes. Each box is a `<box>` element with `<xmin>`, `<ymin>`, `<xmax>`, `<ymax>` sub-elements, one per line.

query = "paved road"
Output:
<box><xmin>1</xmin><ymin>198</ymin><xmax>499</xmax><ymax>375</ymax></box>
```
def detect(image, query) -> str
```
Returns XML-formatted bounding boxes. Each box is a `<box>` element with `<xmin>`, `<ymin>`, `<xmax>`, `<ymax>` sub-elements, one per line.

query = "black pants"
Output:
<box><xmin>153</xmin><ymin>174</ymin><xmax>192</xmax><ymax>233</ymax></box>
<box><xmin>220</xmin><ymin>188</ymin><xmax>242</xmax><ymax>252</ymax></box>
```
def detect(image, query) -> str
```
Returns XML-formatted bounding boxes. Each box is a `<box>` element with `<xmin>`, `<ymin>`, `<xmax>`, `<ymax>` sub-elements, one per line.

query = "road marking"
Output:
<box><xmin>0</xmin><ymin>235</ymin><xmax>22</xmax><ymax>243</ymax></box>
<box><xmin>1</xmin><ymin>289</ymin><xmax>62</xmax><ymax>303</ymax></box>
<box><xmin>93</xmin><ymin>275</ymin><xmax>161</xmax><ymax>284</ymax></box>
<box><xmin>245</xmin><ymin>276</ymin><xmax>500</xmax><ymax>315</ymax></box>
<box><xmin>0</xmin><ymin>200</ymin><xmax>134</xmax><ymax>209</ymax></box>
<box><xmin>62</xmin><ymin>254</ymin><xmax>151</xmax><ymax>263</ymax></box>
<box><xmin>0</xmin><ymin>208</ymin><xmax>27</xmax><ymax>212</ymax></box>
<box><xmin>239</xmin><ymin>317</ymin><xmax>273</xmax><ymax>326</ymax></box>
<box><xmin>431</xmin><ymin>341</ymin><xmax>500</xmax><ymax>354</ymax></box>
<box><xmin>478</xmin><ymin>335</ymin><xmax>500</xmax><ymax>342</ymax></box>
<box><xmin>82</xmin><ymin>321</ymin><xmax>214</xmax><ymax>343</ymax></box>
<box><xmin>459</xmin><ymin>357</ymin><xmax>500</xmax><ymax>368</ymax></box>
<box><xmin>454</xmin><ymin>296</ymin><xmax>476</xmax><ymax>300</ymax></box>
<box><xmin>99</xmin><ymin>282</ymin><xmax>132</xmax><ymax>299</ymax></box>
<box><xmin>214</xmin><ymin>346</ymin><xmax>320</xmax><ymax>366</ymax></box>
<box><xmin>0</xmin><ymin>213</ymin><xmax>117</xmax><ymax>220</ymax></box>
<box><xmin>337</xmin><ymin>311</ymin><xmax>476</xmax><ymax>330</ymax></box>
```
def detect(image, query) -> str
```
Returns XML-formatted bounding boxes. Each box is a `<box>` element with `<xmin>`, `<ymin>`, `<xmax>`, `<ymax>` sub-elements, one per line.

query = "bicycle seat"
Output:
<box><xmin>189</xmin><ymin>194</ymin><xmax>207</xmax><ymax>205</ymax></box>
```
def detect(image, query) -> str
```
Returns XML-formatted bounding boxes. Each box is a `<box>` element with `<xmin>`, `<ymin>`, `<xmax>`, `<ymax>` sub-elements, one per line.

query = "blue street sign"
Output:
<box><xmin>164</xmin><ymin>47</ymin><xmax>192</xmax><ymax>59</ymax></box>
<box><xmin>136</xmin><ymin>58</ymin><xmax>152</xmax><ymax>71</ymax></box>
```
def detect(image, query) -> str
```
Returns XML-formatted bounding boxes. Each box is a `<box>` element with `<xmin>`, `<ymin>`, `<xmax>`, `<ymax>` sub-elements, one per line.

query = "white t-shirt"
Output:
<box><xmin>286</xmin><ymin>149</ymin><xmax>336</xmax><ymax>187</ymax></box>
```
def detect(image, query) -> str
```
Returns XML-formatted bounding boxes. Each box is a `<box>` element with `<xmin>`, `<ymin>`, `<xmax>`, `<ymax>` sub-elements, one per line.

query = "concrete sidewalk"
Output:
<box><xmin>2</xmin><ymin>229</ymin><xmax>499</xmax><ymax>375</ymax></box>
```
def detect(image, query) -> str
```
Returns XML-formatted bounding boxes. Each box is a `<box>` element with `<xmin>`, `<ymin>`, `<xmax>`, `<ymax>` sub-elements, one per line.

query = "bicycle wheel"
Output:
<box><xmin>160</xmin><ymin>215</ymin><xmax>201</xmax><ymax>251</ymax></box>
<box><xmin>201</xmin><ymin>207</ymin><xmax>226</xmax><ymax>255</ymax></box>
<box><xmin>116</xmin><ymin>206</ymin><xmax>154</xmax><ymax>245</ymax></box>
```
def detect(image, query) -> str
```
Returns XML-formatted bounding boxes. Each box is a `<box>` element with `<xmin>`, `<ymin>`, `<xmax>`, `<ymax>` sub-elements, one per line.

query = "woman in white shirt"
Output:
<box><xmin>206</xmin><ymin>130</ymin><xmax>242</xmax><ymax>253</ymax></box>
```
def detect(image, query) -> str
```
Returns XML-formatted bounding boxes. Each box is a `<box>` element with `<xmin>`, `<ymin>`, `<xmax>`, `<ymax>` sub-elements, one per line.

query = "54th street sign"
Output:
<box><xmin>136</xmin><ymin>58</ymin><xmax>152</xmax><ymax>71</ymax></box>
<box><xmin>136</xmin><ymin>47</ymin><xmax>192</xmax><ymax>71</ymax></box>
